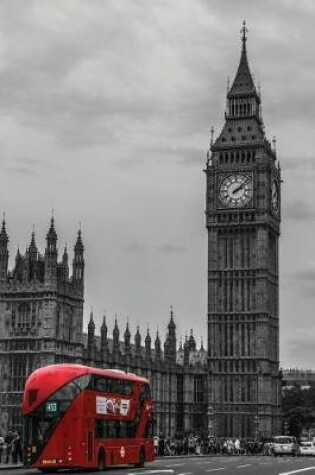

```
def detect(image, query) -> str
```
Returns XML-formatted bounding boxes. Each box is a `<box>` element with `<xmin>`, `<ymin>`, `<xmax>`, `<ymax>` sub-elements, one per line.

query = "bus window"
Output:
<box><xmin>94</xmin><ymin>377</ymin><xmax>107</xmax><ymax>392</ymax></box>
<box><xmin>91</xmin><ymin>375</ymin><xmax>135</xmax><ymax>396</ymax></box>
<box><xmin>95</xmin><ymin>419</ymin><xmax>136</xmax><ymax>439</ymax></box>
<box><xmin>24</xmin><ymin>374</ymin><xmax>92</xmax><ymax>448</ymax></box>
<box><xmin>123</xmin><ymin>380</ymin><xmax>134</xmax><ymax>395</ymax></box>
<box><xmin>140</xmin><ymin>384</ymin><xmax>151</xmax><ymax>402</ymax></box>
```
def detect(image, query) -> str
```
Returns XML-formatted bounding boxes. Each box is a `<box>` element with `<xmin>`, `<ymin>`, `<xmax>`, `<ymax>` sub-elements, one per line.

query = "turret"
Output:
<box><xmin>87</xmin><ymin>310</ymin><xmax>95</xmax><ymax>361</ymax></box>
<box><xmin>135</xmin><ymin>325</ymin><xmax>141</xmax><ymax>356</ymax></box>
<box><xmin>13</xmin><ymin>247</ymin><xmax>24</xmax><ymax>282</ymax></box>
<box><xmin>164</xmin><ymin>306</ymin><xmax>177</xmax><ymax>363</ymax></box>
<box><xmin>145</xmin><ymin>327</ymin><xmax>151</xmax><ymax>358</ymax></box>
<box><xmin>124</xmin><ymin>320</ymin><xmax>132</xmax><ymax>356</ymax></box>
<box><xmin>183</xmin><ymin>335</ymin><xmax>190</xmax><ymax>366</ymax></box>
<box><xmin>45</xmin><ymin>217</ymin><xmax>58</xmax><ymax>285</ymax></box>
<box><xmin>113</xmin><ymin>317</ymin><xmax>120</xmax><ymax>355</ymax></box>
<box><xmin>188</xmin><ymin>329</ymin><xmax>196</xmax><ymax>352</ymax></box>
<box><xmin>155</xmin><ymin>330</ymin><xmax>161</xmax><ymax>360</ymax></box>
<box><xmin>0</xmin><ymin>218</ymin><xmax>9</xmax><ymax>283</ymax></box>
<box><xmin>100</xmin><ymin>315</ymin><xmax>108</xmax><ymax>358</ymax></box>
<box><xmin>72</xmin><ymin>229</ymin><xmax>84</xmax><ymax>291</ymax></box>
<box><xmin>61</xmin><ymin>246</ymin><xmax>69</xmax><ymax>282</ymax></box>
<box><xmin>28</xmin><ymin>231</ymin><xmax>39</xmax><ymax>281</ymax></box>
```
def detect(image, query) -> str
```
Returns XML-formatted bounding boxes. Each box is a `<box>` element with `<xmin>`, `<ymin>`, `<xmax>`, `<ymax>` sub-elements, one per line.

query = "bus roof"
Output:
<box><xmin>27</xmin><ymin>363</ymin><xmax>149</xmax><ymax>384</ymax></box>
<box><xmin>23</xmin><ymin>364</ymin><xmax>149</xmax><ymax>414</ymax></box>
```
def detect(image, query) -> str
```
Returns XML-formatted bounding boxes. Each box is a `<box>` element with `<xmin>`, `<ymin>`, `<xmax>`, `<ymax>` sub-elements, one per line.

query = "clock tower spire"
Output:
<box><xmin>205</xmin><ymin>23</ymin><xmax>281</xmax><ymax>439</ymax></box>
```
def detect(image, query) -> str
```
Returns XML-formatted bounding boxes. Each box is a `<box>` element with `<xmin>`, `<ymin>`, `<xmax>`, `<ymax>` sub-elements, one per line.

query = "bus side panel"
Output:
<box><xmin>144</xmin><ymin>438</ymin><xmax>155</xmax><ymax>462</ymax></box>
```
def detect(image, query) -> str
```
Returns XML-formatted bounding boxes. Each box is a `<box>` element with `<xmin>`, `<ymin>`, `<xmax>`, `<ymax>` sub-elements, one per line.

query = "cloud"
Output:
<box><xmin>283</xmin><ymin>200</ymin><xmax>315</xmax><ymax>221</ymax></box>
<box><xmin>283</xmin><ymin>324</ymin><xmax>315</xmax><ymax>368</ymax></box>
<box><xmin>284</xmin><ymin>155</ymin><xmax>315</xmax><ymax>172</ymax></box>
<box><xmin>294</xmin><ymin>268</ymin><xmax>315</xmax><ymax>282</ymax></box>
<box><xmin>283</xmin><ymin>267</ymin><xmax>315</xmax><ymax>300</ymax></box>
<box><xmin>126</xmin><ymin>242</ymin><xmax>147</xmax><ymax>253</ymax></box>
<box><xmin>156</xmin><ymin>242</ymin><xmax>187</xmax><ymax>253</ymax></box>
<box><xmin>0</xmin><ymin>156</ymin><xmax>44</xmax><ymax>175</ymax></box>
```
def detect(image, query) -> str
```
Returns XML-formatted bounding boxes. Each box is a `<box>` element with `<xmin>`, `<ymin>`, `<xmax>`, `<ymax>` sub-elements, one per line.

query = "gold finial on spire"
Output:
<box><xmin>240</xmin><ymin>19</ymin><xmax>248</xmax><ymax>43</ymax></box>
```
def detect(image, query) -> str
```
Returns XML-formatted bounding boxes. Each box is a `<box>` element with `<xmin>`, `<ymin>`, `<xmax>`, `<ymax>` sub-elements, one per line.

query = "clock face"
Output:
<box><xmin>219</xmin><ymin>174</ymin><xmax>253</xmax><ymax>208</ymax></box>
<box><xmin>271</xmin><ymin>179</ymin><xmax>279</xmax><ymax>212</ymax></box>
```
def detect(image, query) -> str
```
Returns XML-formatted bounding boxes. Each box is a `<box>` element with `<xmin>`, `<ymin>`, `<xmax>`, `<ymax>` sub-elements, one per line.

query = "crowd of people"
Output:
<box><xmin>0</xmin><ymin>430</ymin><xmax>23</xmax><ymax>464</ymax></box>
<box><xmin>154</xmin><ymin>434</ymin><xmax>273</xmax><ymax>457</ymax></box>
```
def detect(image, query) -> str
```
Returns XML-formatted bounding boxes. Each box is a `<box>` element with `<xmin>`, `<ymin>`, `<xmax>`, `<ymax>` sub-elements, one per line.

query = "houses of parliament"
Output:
<box><xmin>0</xmin><ymin>24</ymin><xmax>283</xmax><ymax>439</ymax></box>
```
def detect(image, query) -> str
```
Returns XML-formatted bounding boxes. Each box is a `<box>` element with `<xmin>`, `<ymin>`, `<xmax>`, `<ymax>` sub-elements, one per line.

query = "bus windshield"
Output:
<box><xmin>25</xmin><ymin>374</ymin><xmax>91</xmax><ymax>451</ymax></box>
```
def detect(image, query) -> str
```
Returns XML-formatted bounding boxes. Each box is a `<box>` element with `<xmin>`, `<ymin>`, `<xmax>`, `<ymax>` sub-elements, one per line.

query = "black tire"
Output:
<box><xmin>135</xmin><ymin>447</ymin><xmax>145</xmax><ymax>468</ymax></box>
<box><xmin>98</xmin><ymin>450</ymin><xmax>105</xmax><ymax>471</ymax></box>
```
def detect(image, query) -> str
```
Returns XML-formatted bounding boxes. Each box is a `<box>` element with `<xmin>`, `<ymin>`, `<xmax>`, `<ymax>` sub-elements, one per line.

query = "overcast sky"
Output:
<box><xmin>1</xmin><ymin>0</ymin><xmax>315</xmax><ymax>369</ymax></box>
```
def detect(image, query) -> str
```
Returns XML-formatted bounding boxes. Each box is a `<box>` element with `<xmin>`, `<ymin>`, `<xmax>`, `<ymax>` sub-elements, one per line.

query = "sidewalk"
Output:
<box><xmin>0</xmin><ymin>463</ymin><xmax>24</xmax><ymax>470</ymax></box>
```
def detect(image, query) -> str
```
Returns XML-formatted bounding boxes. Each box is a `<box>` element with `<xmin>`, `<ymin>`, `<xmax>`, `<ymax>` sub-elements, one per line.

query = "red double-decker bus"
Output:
<box><xmin>22</xmin><ymin>364</ymin><xmax>154</xmax><ymax>471</ymax></box>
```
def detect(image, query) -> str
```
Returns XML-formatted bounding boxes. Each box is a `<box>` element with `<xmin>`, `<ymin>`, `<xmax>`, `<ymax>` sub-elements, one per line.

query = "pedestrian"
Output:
<box><xmin>234</xmin><ymin>438</ymin><xmax>240</xmax><ymax>455</ymax></box>
<box><xmin>188</xmin><ymin>434</ymin><xmax>195</xmax><ymax>455</ymax></box>
<box><xmin>153</xmin><ymin>435</ymin><xmax>159</xmax><ymax>456</ymax></box>
<box><xmin>4</xmin><ymin>430</ymin><xmax>14</xmax><ymax>464</ymax></box>
<box><xmin>0</xmin><ymin>434</ymin><xmax>4</xmax><ymax>463</ymax></box>
<box><xmin>12</xmin><ymin>431</ymin><xmax>23</xmax><ymax>464</ymax></box>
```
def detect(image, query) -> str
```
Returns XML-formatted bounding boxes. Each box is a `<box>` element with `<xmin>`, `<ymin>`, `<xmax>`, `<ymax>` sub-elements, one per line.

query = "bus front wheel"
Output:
<box><xmin>97</xmin><ymin>450</ymin><xmax>106</xmax><ymax>471</ymax></box>
<box><xmin>135</xmin><ymin>447</ymin><xmax>145</xmax><ymax>468</ymax></box>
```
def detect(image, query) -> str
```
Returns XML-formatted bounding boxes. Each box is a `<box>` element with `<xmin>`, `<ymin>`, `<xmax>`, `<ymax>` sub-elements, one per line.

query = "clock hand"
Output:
<box><xmin>232</xmin><ymin>179</ymin><xmax>248</xmax><ymax>195</ymax></box>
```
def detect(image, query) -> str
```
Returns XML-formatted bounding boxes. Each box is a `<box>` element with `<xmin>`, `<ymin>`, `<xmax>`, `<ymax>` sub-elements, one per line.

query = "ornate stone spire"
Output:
<box><xmin>155</xmin><ymin>329</ymin><xmax>161</xmax><ymax>359</ymax></box>
<box><xmin>211</xmin><ymin>22</ymin><xmax>265</xmax><ymax>153</ymax></box>
<box><xmin>135</xmin><ymin>325</ymin><xmax>141</xmax><ymax>355</ymax></box>
<box><xmin>113</xmin><ymin>316</ymin><xmax>120</xmax><ymax>354</ymax></box>
<box><xmin>46</xmin><ymin>216</ymin><xmax>57</xmax><ymax>249</ymax></box>
<box><xmin>188</xmin><ymin>329</ymin><xmax>196</xmax><ymax>351</ymax></box>
<box><xmin>101</xmin><ymin>315</ymin><xmax>108</xmax><ymax>358</ymax></box>
<box><xmin>29</xmin><ymin>230</ymin><xmax>38</xmax><ymax>258</ymax></box>
<box><xmin>228</xmin><ymin>20</ymin><xmax>256</xmax><ymax>97</ymax></box>
<box><xmin>0</xmin><ymin>216</ymin><xmax>8</xmax><ymax>245</ymax></box>
<box><xmin>124</xmin><ymin>319</ymin><xmax>131</xmax><ymax>355</ymax></box>
<box><xmin>145</xmin><ymin>326</ymin><xmax>151</xmax><ymax>358</ymax></box>
<box><xmin>87</xmin><ymin>309</ymin><xmax>95</xmax><ymax>360</ymax></box>
<box><xmin>0</xmin><ymin>215</ymin><xmax>8</xmax><ymax>282</ymax></box>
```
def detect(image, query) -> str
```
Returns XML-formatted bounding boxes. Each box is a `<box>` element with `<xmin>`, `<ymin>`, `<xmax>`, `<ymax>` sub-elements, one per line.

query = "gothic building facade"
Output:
<box><xmin>0</xmin><ymin>24</ymin><xmax>282</xmax><ymax>440</ymax></box>
<box><xmin>0</xmin><ymin>218</ymin><xmax>85</xmax><ymax>432</ymax></box>
<box><xmin>205</xmin><ymin>23</ymin><xmax>282</xmax><ymax>438</ymax></box>
<box><xmin>0</xmin><ymin>219</ymin><xmax>208</xmax><ymax>436</ymax></box>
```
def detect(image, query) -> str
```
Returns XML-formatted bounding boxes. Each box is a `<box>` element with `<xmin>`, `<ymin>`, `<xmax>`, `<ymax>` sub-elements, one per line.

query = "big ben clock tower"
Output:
<box><xmin>205</xmin><ymin>22</ymin><xmax>281</xmax><ymax>438</ymax></box>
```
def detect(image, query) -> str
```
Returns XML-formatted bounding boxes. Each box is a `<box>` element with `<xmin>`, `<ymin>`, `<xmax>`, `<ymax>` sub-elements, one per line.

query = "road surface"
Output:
<box><xmin>2</xmin><ymin>455</ymin><xmax>315</xmax><ymax>475</ymax></box>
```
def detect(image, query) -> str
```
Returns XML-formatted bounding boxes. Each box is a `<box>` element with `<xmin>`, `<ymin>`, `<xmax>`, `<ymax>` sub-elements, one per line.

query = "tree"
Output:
<box><xmin>282</xmin><ymin>384</ymin><xmax>315</xmax><ymax>438</ymax></box>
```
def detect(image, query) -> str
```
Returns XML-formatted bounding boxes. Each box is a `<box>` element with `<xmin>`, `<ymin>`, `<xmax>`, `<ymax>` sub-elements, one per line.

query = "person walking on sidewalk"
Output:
<box><xmin>12</xmin><ymin>431</ymin><xmax>23</xmax><ymax>464</ymax></box>
<box><xmin>0</xmin><ymin>434</ymin><xmax>4</xmax><ymax>463</ymax></box>
<box><xmin>4</xmin><ymin>430</ymin><xmax>14</xmax><ymax>464</ymax></box>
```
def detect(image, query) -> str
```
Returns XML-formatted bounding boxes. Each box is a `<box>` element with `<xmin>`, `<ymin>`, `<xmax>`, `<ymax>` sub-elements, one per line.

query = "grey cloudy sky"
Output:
<box><xmin>1</xmin><ymin>0</ymin><xmax>315</xmax><ymax>369</ymax></box>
